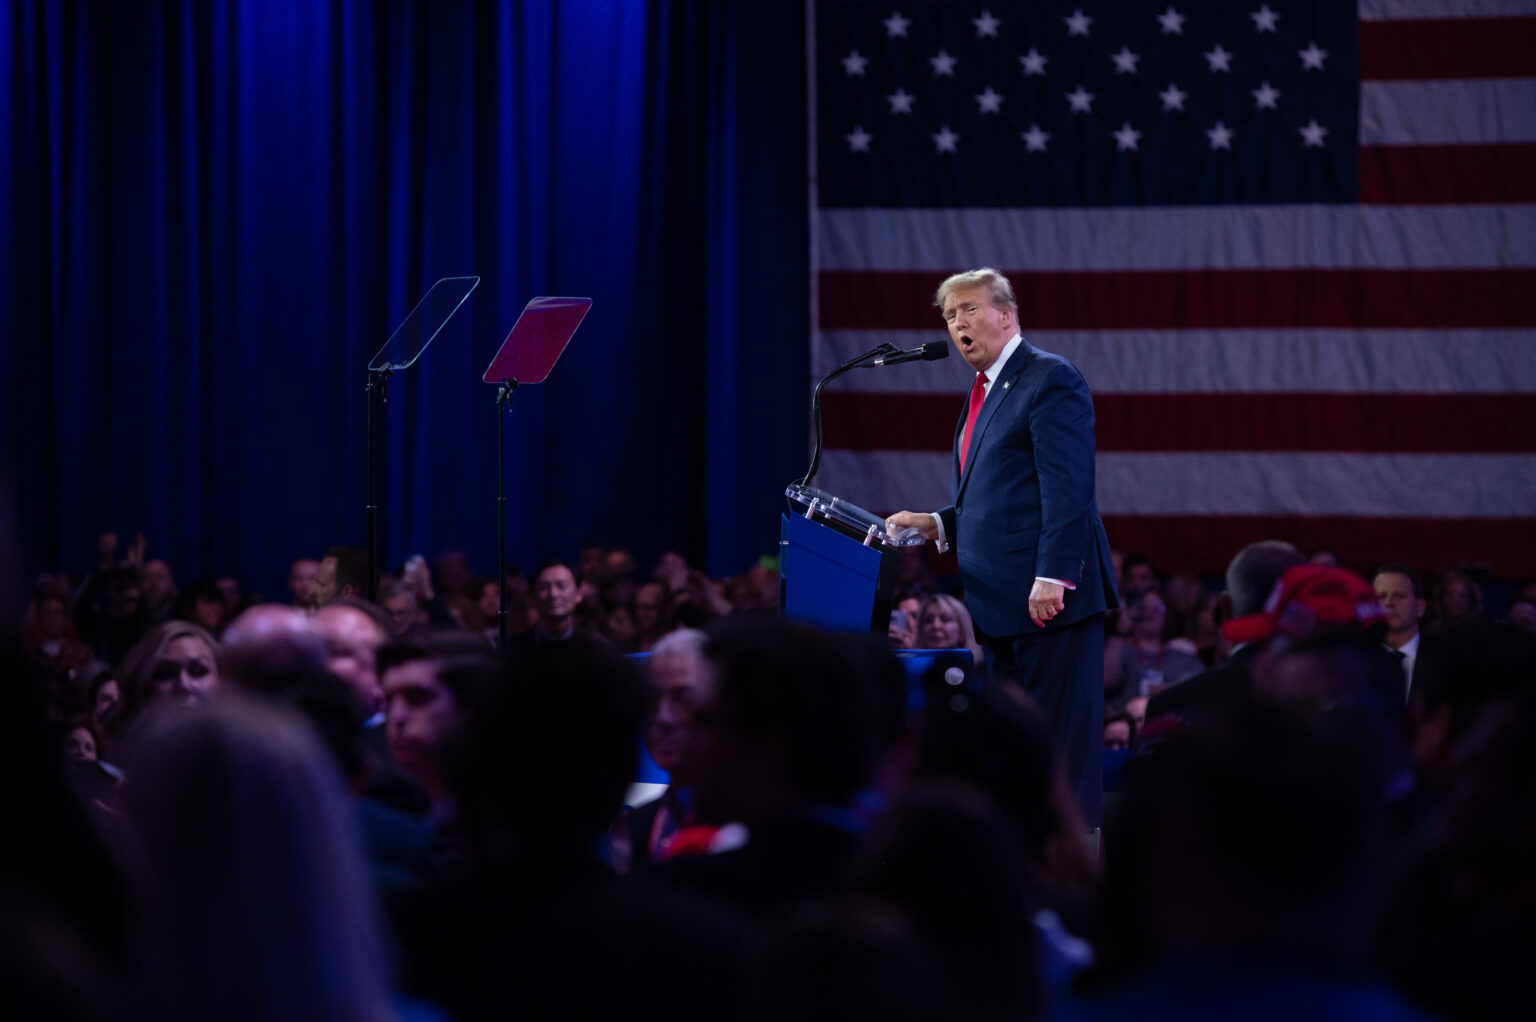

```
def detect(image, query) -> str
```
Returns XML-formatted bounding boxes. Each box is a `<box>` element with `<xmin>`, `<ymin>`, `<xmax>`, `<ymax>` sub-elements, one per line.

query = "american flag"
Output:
<box><xmin>809</xmin><ymin>0</ymin><xmax>1536</xmax><ymax>578</ymax></box>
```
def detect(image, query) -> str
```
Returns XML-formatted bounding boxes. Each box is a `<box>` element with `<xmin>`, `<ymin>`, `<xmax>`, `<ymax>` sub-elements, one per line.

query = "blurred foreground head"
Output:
<box><xmin>122</xmin><ymin>697</ymin><xmax>394</xmax><ymax>1022</ymax></box>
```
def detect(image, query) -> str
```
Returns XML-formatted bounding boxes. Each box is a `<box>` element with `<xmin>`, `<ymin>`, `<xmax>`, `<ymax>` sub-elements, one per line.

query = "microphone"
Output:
<box><xmin>869</xmin><ymin>341</ymin><xmax>950</xmax><ymax>367</ymax></box>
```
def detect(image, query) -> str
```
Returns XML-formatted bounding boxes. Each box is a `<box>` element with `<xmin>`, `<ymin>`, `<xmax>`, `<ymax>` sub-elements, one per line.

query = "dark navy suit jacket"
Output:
<box><xmin>937</xmin><ymin>339</ymin><xmax>1119</xmax><ymax>638</ymax></box>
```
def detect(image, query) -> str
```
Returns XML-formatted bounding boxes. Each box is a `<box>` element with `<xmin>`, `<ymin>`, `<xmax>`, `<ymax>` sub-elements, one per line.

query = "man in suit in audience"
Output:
<box><xmin>1373</xmin><ymin>562</ymin><xmax>1426</xmax><ymax>703</ymax></box>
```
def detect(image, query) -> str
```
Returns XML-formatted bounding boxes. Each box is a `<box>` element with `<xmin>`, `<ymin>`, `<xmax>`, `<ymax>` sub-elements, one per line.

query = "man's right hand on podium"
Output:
<box><xmin>885</xmin><ymin>511</ymin><xmax>939</xmax><ymax>542</ymax></box>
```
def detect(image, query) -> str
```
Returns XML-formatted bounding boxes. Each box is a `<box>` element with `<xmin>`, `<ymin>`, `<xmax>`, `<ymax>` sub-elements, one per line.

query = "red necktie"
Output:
<box><xmin>959</xmin><ymin>372</ymin><xmax>986</xmax><ymax>472</ymax></box>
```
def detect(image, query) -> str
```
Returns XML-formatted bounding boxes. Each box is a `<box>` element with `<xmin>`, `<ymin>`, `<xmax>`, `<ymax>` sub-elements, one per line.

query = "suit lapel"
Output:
<box><xmin>956</xmin><ymin>343</ymin><xmax>1034</xmax><ymax>497</ymax></box>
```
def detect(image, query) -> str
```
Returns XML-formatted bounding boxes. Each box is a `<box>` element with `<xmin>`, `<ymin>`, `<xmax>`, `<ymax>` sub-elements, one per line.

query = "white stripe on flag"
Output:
<box><xmin>817</xmin><ymin>206</ymin><xmax>1536</xmax><ymax>271</ymax></box>
<box><xmin>815</xmin><ymin>330</ymin><xmax>1536</xmax><ymax>394</ymax></box>
<box><xmin>818</xmin><ymin>450</ymin><xmax>1536</xmax><ymax>518</ymax></box>
<box><xmin>1358</xmin><ymin>0</ymin><xmax>1536</xmax><ymax>20</ymax></box>
<box><xmin>1361</xmin><ymin>80</ymin><xmax>1536</xmax><ymax>144</ymax></box>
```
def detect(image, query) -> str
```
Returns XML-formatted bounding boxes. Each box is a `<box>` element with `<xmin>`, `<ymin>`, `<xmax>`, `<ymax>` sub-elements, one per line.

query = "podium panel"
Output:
<box><xmin>779</xmin><ymin>512</ymin><xmax>898</xmax><ymax>635</ymax></box>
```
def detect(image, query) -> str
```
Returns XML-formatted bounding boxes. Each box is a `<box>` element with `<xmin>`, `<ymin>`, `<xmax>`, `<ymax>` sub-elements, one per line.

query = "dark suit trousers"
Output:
<box><xmin>981</xmin><ymin>617</ymin><xmax>1104</xmax><ymax>829</ymax></box>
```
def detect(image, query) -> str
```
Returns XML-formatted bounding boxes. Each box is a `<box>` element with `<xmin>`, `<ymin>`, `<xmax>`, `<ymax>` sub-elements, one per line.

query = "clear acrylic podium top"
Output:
<box><xmin>785</xmin><ymin>483</ymin><xmax>928</xmax><ymax>548</ymax></box>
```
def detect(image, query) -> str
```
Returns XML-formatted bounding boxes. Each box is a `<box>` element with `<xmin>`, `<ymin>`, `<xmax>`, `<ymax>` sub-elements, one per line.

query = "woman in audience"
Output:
<box><xmin>916</xmin><ymin>593</ymin><xmax>985</xmax><ymax>665</ymax></box>
<box><xmin>1112</xmin><ymin>588</ymin><xmax>1205</xmax><ymax>700</ymax></box>
<box><xmin>113</xmin><ymin>621</ymin><xmax>221</xmax><ymax>732</ymax></box>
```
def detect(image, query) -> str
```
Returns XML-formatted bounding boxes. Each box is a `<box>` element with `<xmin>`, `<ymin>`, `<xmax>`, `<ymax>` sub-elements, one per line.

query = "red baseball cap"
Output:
<box><xmin>1221</xmin><ymin>564</ymin><xmax>1386</xmax><ymax>645</ymax></box>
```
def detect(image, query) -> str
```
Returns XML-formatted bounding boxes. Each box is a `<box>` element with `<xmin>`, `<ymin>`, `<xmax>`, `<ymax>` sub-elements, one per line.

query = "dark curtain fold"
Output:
<box><xmin>2</xmin><ymin>0</ymin><xmax>809</xmax><ymax>598</ymax></box>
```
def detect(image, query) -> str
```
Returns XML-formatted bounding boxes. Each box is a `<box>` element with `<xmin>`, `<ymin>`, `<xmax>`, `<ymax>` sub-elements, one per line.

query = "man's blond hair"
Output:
<box><xmin>934</xmin><ymin>267</ymin><xmax>1017</xmax><ymax>313</ymax></box>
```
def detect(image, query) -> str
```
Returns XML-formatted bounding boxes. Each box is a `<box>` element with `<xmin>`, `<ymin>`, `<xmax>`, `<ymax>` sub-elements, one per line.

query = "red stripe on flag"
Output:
<box><xmin>1360</xmin><ymin>144</ymin><xmax>1536</xmax><ymax>205</ymax></box>
<box><xmin>1100</xmin><ymin>515</ymin><xmax>1536</xmax><ymax>578</ymax></box>
<box><xmin>819</xmin><ymin>269</ymin><xmax>1536</xmax><ymax>331</ymax></box>
<box><xmin>823</xmin><ymin>393</ymin><xmax>1536</xmax><ymax>454</ymax></box>
<box><xmin>1359</xmin><ymin>17</ymin><xmax>1536</xmax><ymax>80</ymax></box>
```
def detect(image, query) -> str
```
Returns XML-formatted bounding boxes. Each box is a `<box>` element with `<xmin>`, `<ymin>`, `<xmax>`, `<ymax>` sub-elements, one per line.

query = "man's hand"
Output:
<box><xmin>885</xmin><ymin>511</ymin><xmax>939</xmax><ymax>542</ymax></box>
<box><xmin>1029</xmin><ymin>579</ymin><xmax>1065</xmax><ymax>628</ymax></box>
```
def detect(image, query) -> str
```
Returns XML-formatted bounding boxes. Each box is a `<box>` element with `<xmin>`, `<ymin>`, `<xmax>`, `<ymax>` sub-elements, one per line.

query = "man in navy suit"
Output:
<box><xmin>888</xmin><ymin>267</ymin><xmax>1118</xmax><ymax>825</ymax></box>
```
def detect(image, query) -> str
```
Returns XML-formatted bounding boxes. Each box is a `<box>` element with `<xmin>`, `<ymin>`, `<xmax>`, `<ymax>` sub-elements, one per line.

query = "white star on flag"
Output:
<box><xmin>1066</xmin><ymin>85</ymin><xmax>1094</xmax><ymax>113</ymax></box>
<box><xmin>1019</xmin><ymin>49</ymin><xmax>1047</xmax><ymax>76</ymax></box>
<box><xmin>1158</xmin><ymin>83</ymin><xmax>1188</xmax><ymax>111</ymax></box>
<box><xmin>1206</xmin><ymin>121</ymin><xmax>1234</xmax><ymax>150</ymax></box>
<box><xmin>1251</xmin><ymin>5</ymin><xmax>1280</xmax><ymax>33</ymax></box>
<box><xmin>1299</xmin><ymin>119</ymin><xmax>1329</xmax><ymax>147</ymax></box>
<box><xmin>930</xmin><ymin>49</ymin><xmax>958</xmax><ymax>76</ymax></box>
<box><xmin>1111</xmin><ymin>46</ymin><xmax>1140</xmax><ymax>75</ymax></box>
<box><xmin>975</xmin><ymin>87</ymin><xmax>1004</xmax><ymax>114</ymax></box>
<box><xmin>1252</xmin><ymin>81</ymin><xmax>1281</xmax><ymax>110</ymax></box>
<box><xmin>1064</xmin><ymin>9</ymin><xmax>1092</xmax><ymax>37</ymax></box>
<box><xmin>886</xmin><ymin>88</ymin><xmax>915</xmax><ymax>114</ymax></box>
<box><xmin>1113</xmin><ymin>122</ymin><xmax>1142</xmax><ymax>151</ymax></box>
<box><xmin>1021</xmin><ymin>124</ymin><xmax>1050</xmax><ymax>152</ymax></box>
<box><xmin>1157</xmin><ymin>7</ymin><xmax>1186</xmax><ymax>35</ymax></box>
<box><xmin>845</xmin><ymin>126</ymin><xmax>872</xmax><ymax>152</ymax></box>
<box><xmin>883</xmin><ymin>11</ymin><xmax>911</xmax><ymax>38</ymax></box>
<box><xmin>1204</xmin><ymin>44</ymin><xmax>1233</xmax><ymax>73</ymax></box>
<box><xmin>1299</xmin><ymin>42</ymin><xmax>1328</xmax><ymax>70</ymax></box>
<box><xmin>932</xmin><ymin>125</ymin><xmax>960</xmax><ymax>152</ymax></box>
<box><xmin>842</xmin><ymin>50</ymin><xmax>868</xmax><ymax>76</ymax></box>
<box><xmin>973</xmin><ymin>10</ymin><xmax>1001</xmax><ymax>38</ymax></box>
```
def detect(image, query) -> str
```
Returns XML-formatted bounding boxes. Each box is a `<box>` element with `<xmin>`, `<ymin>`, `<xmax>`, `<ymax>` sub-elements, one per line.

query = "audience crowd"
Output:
<box><xmin>8</xmin><ymin>529</ymin><xmax>1536</xmax><ymax>1020</ymax></box>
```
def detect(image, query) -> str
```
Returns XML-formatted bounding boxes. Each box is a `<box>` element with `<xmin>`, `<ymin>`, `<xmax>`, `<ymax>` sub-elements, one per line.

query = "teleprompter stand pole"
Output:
<box><xmin>365</xmin><ymin>368</ymin><xmax>392</xmax><ymax>604</ymax></box>
<box><xmin>495</xmin><ymin>379</ymin><xmax>519</xmax><ymax>656</ymax></box>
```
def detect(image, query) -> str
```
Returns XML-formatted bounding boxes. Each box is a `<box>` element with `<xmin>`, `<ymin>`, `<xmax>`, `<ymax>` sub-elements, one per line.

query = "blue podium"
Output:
<box><xmin>778</xmin><ymin>484</ymin><xmax>927</xmax><ymax>636</ymax></box>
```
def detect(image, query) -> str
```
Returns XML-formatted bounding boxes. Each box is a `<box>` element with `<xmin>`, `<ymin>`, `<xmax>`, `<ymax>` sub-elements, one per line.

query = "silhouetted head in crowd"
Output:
<box><xmin>644</xmin><ymin>629</ymin><xmax>713</xmax><ymax>783</ymax></box>
<box><xmin>1224</xmin><ymin>539</ymin><xmax>1305</xmax><ymax>622</ymax></box>
<box><xmin>633</xmin><ymin>581</ymin><xmax>669</xmax><ymax>646</ymax></box>
<box><xmin>121</xmin><ymin>697</ymin><xmax>396</xmax><ymax>1022</ymax></box>
<box><xmin>1507</xmin><ymin>595</ymin><xmax>1536</xmax><ymax>634</ymax></box>
<box><xmin>454</xmin><ymin>639</ymin><xmax>646</xmax><ymax>863</ymax></box>
<box><xmin>379</xmin><ymin>579</ymin><xmax>424</xmax><ymax>637</ymax></box>
<box><xmin>532</xmin><ymin>561</ymin><xmax>582</xmax><ymax>638</ymax></box>
<box><xmin>139</xmin><ymin>559</ymin><xmax>176</xmax><ymax>612</ymax></box>
<box><xmin>1306</xmin><ymin>545</ymin><xmax>1340</xmax><ymax>567</ymax></box>
<box><xmin>1133</xmin><ymin>701</ymin><xmax>1396</xmax><ymax>964</ymax></box>
<box><xmin>1410</xmin><ymin>617</ymin><xmax>1536</xmax><ymax>783</ymax></box>
<box><xmin>1121</xmin><ymin>554</ymin><xmax>1158</xmax><ymax>594</ymax></box>
<box><xmin>690</xmin><ymin>618</ymin><xmax>883</xmax><ymax>825</ymax></box>
<box><xmin>116</xmin><ymin>621</ymin><xmax>221</xmax><ymax>723</ymax></box>
<box><xmin>917</xmin><ymin>670</ymin><xmax>1092</xmax><ymax>891</ymax></box>
<box><xmin>311</xmin><ymin>598</ymin><xmax>390</xmax><ymax>718</ymax></box>
<box><xmin>1221</xmin><ymin>564</ymin><xmax>1385</xmax><ymax>661</ymax></box>
<box><xmin>315</xmin><ymin>546</ymin><xmax>368</xmax><ymax>605</ymax></box>
<box><xmin>578</xmin><ymin>541</ymin><xmax>607</xmax><ymax>584</ymax></box>
<box><xmin>1432</xmin><ymin>567</ymin><xmax>1483</xmax><ymax>627</ymax></box>
<box><xmin>852</xmin><ymin>780</ymin><xmax>1045</xmax><ymax>1022</ymax></box>
<box><xmin>1103</xmin><ymin>711</ymin><xmax>1133</xmax><ymax>751</ymax></box>
<box><xmin>287</xmin><ymin>558</ymin><xmax>319</xmax><ymax>611</ymax></box>
<box><xmin>749</xmin><ymin>896</ymin><xmax>943</xmax><ymax>1022</ymax></box>
<box><xmin>376</xmin><ymin>631</ymin><xmax>498</xmax><ymax>808</ymax></box>
<box><xmin>217</xmin><ymin>604</ymin><xmax>329</xmax><ymax>693</ymax></box>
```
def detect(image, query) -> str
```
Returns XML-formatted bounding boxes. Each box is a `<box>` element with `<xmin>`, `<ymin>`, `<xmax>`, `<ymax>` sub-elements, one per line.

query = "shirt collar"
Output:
<box><xmin>982</xmin><ymin>333</ymin><xmax>1024</xmax><ymax>387</ymax></box>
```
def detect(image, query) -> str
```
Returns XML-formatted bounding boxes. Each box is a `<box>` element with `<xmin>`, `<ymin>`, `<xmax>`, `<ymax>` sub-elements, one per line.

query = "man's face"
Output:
<box><xmin>1374</xmin><ymin>572</ymin><xmax>1424</xmax><ymax>634</ymax></box>
<box><xmin>141</xmin><ymin>560</ymin><xmax>174</xmax><ymax>605</ymax></box>
<box><xmin>313</xmin><ymin>557</ymin><xmax>338</xmax><ymax>605</ymax></box>
<box><xmin>633</xmin><ymin>583</ymin><xmax>665</xmax><ymax>633</ymax></box>
<box><xmin>288</xmin><ymin>559</ymin><xmax>319</xmax><ymax>608</ymax></box>
<box><xmin>478</xmin><ymin>581</ymin><xmax>501</xmax><ymax>621</ymax></box>
<box><xmin>383</xmin><ymin>592</ymin><xmax>419</xmax><ymax>636</ymax></box>
<box><xmin>313</xmin><ymin>606</ymin><xmax>386</xmax><ymax>714</ymax></box>
<box><xmin>383</xmin><ymin>659</ymin><xmax>459</xmax><ymax>780</ymax></box>
<box><xmin>534</xmin><ymin>565</ymin><xmax>581</xmax><ymax>621</ymax></box>
<box><xmin>1125</xmin><ymin>562</ymin><xmax>1158</xmax><ymax>594</ymax></box>
<box><xmin>942</xmin><ymin>283</ymin><xmax>1016</xmax><ymax>372</ymax></box>
<box><xmin>1104</xmin><ymin>720</ymin><xmax>1131</xmax><ymax>751</ymax></box>
<box><xmin>646</xmin><ymin>647</ymin><xmax>716</xmax><ymax>779</ymax></box>
<box><xmin>579</xmin><ymin>546</ymin><xmax>607</xmax><ymax>582</ymax></box>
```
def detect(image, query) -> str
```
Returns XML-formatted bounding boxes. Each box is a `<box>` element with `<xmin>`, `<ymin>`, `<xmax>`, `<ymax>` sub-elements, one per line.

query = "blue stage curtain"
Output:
<box><xmin>1</xmin><ymin>0</ymin><xmax>808</xmax><ymax>597</ymax></box>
